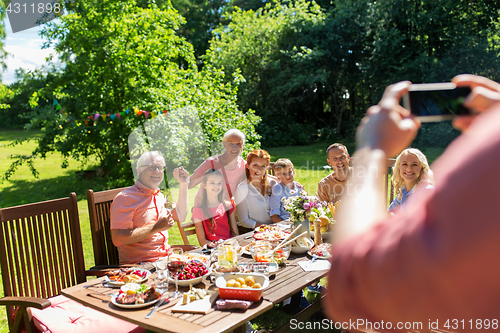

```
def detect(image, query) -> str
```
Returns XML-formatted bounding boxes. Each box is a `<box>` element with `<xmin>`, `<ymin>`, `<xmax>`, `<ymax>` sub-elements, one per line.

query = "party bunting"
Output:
<box><xmin>53</xmin><ymin>99</ymin><xmax>59</xmax><ymax>106</ymax></box>
<box><xmin>116</xmin><ymin>113</ymin><xmax>121</xmax><ymax>120</ymax></box>
<box><xmin>56</xmin><ymin>104</ymin><xmax>62</xmax><ymax>111</ymax></box>
<box><xmin>144</xmin><ymin>111</ymin><xmax>150</xmax><ymax>119</ymax></box>
<box><xmin>101</xmin><ymin>114</ymin><xmax>107</xmax><ymax>121</ymax></box>
<box><xmin>95</xmin><ymin>113</ymin><xmax>100</xmax><ymax>120</ymax></box>
<box><xmin>110</xmin><ymin>114</ymin><xmax>116</xmax><ymax>121</ymax></box>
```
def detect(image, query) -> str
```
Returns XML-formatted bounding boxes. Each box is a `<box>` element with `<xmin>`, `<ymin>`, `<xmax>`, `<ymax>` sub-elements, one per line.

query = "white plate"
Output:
<box><xmin>110</xmin><ymin>290</ymin><xmax>164</xmax><ymax>309</ymax></box>
<box><xmin>307</xmin><ymin>250</ymin><xmax>331</xmax><ymax>259</ymax></box>
<box><xmin>104</xmin><ymin>269</ymin><xmax>151</xmax><ymax>287</ymax></box>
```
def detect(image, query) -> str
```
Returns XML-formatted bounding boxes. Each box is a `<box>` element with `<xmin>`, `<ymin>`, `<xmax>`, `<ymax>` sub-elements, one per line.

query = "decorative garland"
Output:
<box><xmin>53</xmin><ymin>99</ymin><xmax>168</xmax><ymax>128</ymax></box>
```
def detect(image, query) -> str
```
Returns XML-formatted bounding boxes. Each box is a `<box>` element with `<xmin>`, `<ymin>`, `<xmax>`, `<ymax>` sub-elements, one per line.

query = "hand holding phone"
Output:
<box><xmin>402</xmin><ymin>83</ymin><xmax>472</xmax><ymax>122</ymax></box>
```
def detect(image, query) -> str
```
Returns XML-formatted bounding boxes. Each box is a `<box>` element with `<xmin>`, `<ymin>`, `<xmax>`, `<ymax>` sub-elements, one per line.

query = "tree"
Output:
<box><xmin>206</xmin><ymin>0</ymin><xmax>500</xmax><ymax>145</ymax></box>
<box><xmin>3</xmin><ymin>0</ymin><xmax>260</xmax><ymax>185</ymax></box>
<box><xmin>206</xmin><ymin>0</ymin><xmax>325</xmax><ymax>146</ymax></box>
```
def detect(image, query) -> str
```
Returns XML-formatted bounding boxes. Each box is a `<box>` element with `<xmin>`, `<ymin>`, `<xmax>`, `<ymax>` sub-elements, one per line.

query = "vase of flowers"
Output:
<box><xmin>282</xmin><ymin>191</ymin><xmax>332</xmax><ymax>237</ymax></box>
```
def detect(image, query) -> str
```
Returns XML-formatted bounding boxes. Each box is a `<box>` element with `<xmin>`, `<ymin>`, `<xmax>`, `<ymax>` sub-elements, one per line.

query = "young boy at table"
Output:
<box><xmin>269</xmin><ymin>158</ymin><xmax>304</xmax><ymax>223</ymax></box>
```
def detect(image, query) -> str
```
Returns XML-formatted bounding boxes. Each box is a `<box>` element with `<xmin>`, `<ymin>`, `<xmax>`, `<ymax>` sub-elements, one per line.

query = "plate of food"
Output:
<box><xmin>184</xmin><ymin>253</ymin><xmax>210</xmax><ymax>265</ymax></box>
<box><xmin>308</xmin><ymin>243</ymin><xmax>332</xmax><ymax>259</ymax></box>
<box><xmin>254</xmin><ymin>225</ymin><xmax>281</xmax><ymax>233</ymax></box>
<box><xmin>239</xmin><ymin>262</ymin><xmax>279</xmax><ymax>275</ymax></box>
<box><xmin>253</xmin><ymin>230</ymin><xmax>290</xmax><ymax>241</ymax></box>
<box><xmin>105</xmin><ymin>268</ymin><xmax>151</xmax><ymax>287</ymax></box>
<box><xmin>111</xmin><ymin>284</ymin><xmax>165</xmax><ymax>309</ymax></box>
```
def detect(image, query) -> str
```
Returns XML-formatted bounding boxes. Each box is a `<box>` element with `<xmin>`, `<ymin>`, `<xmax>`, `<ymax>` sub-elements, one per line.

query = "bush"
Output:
<box><xmin>412</xmin><ymin>121</ymin><xmax>460</xmax><ymax>148</ymax></box>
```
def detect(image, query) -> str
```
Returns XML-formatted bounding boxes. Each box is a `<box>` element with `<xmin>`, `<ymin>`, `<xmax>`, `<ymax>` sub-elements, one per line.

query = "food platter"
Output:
<box><xmin>253</xmin><ymin>230</ymin><xmax>290</xmax><ymax>241</ymax></box>
<box><xmin>307</xmin><ymin>250</ymin><xmax>331</xmax><ymax>259</ymax></box>
<box><xmin>105</xmin><ymin>268</ymin><xmax>151</xmax><ymax>287</ymax></box>
<box><xmin>110</xmin><ymin>290</ymin><xmax>164</xmax><ymax>309</ymax></box>
<box><xmin>239</xmin><ymin>262</ymin><xmax>279</xmax><ymax>275</ymax></box>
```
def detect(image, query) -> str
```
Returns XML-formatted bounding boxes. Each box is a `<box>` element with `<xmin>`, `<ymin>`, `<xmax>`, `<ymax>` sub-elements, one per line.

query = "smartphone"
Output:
<box><xmin>402</xmin><ymin>83</ymin><xmax>471</xmax><ymax>122</ymax></box>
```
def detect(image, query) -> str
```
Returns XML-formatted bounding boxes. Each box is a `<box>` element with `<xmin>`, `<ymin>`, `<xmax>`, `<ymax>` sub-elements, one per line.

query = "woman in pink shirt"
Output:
<box><xmin>188</xmin><ymin>129</ymin><xmax>247</xmax><ymax>205</ymax></box>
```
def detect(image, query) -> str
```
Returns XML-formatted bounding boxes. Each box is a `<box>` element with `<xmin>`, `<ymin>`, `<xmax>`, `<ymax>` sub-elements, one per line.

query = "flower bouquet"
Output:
<box><xmin>282</xmin><ymin>190</ymin><xmax>334</xmax><ymax>233</ymax></box>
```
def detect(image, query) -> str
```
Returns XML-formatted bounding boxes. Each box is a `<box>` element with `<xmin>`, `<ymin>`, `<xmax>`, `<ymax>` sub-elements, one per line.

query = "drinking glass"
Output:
<box><xmin>152</xmin><ymin>259</ymin><xmax>168</xmax><ymax>289</ymax></box>
<box><xmin>167</xmin><ymin>248</ymin><xmax>185</xmax><ymax>298</ymax></box>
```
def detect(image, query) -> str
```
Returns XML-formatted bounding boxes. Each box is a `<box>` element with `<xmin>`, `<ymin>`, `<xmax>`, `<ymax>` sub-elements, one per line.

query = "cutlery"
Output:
<box><xmin>145</xmin><ymin>296</ymin><xmax>169</xmax><ymax>319</ymax></box>
<box><xmin>306</xmin><ymin>255</ymin><xmax>318</xmax><ymax>270</ymax></box>
<box><xmin>274</xmin><ymin>231</ymin><xmax>308</xmax><ymax>252</ymax></box>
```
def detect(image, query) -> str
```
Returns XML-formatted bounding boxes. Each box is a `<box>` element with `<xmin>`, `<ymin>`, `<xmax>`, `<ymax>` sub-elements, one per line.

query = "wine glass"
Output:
<box><xmin>152</xmin><ymin>258</ymin><xmax>168</xmax><ymax>289</ymax></box>
<box><xmin>167</xmin><ymin>248</ymin><xmax>185</xmax><ymax>298</ymax></box>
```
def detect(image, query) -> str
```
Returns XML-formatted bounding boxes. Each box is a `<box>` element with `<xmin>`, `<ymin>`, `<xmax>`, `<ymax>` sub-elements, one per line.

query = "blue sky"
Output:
<box><xmin>3</xmin><ymin>16</ymin><xmax>56</xmax><ymax>84</ymax></box>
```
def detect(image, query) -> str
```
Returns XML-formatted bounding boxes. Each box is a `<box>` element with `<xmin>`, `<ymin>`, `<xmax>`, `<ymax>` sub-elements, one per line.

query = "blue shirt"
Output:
<box><xmin>388</xmin><ymin>184</ymin><xmax>435</xmax><ymax>211</ymax></box>
<box><xmin>269</xmin><ymin>182</ymin><xmax>302</xmax><ymax>220</ymax></box>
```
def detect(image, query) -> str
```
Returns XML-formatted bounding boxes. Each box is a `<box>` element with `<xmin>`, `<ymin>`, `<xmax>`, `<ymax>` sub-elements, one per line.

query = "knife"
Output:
<box><xmin>145</xmin><ymin>296</ymin><xmax>169</xmax><ymax>319</ymax></box>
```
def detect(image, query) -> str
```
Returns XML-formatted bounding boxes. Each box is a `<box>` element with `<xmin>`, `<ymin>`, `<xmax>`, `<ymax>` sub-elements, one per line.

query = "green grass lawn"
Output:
<box><xmin>0</xmin><ymin>130</ymin><xmax>445</xmax><ymax>332</ymax></box>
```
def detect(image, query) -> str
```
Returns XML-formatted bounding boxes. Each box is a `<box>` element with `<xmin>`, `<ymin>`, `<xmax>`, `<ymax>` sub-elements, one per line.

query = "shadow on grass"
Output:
<box><xmin>0</xmin><ymin>173</ymin><xmax>111</xmax><ymax>208</ymax></box>
<box><xmin>251</xmin><ymin>302</ymin><xmax>341</xmax><ymax>333</ymax></box>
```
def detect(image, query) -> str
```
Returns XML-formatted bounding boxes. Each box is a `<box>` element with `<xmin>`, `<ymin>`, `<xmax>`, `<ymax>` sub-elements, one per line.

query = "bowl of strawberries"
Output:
<box><xmin>170</xmin><ymin>260</ymin><xmax>211</xmax><ymax>287</ymax></box>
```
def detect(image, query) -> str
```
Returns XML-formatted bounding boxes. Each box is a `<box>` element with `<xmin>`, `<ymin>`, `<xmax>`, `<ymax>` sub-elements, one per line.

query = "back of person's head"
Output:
<box><xmin>223</xmin><ymin>129</ymin><xmax>246</xmax><ymax>145</ymax></box>
<box><xmin>326</xmin><ymin>143</ymin><xmax>349</xmax><ymax>157</ymax></box>
<box><xmin>392</xmin><ymin>148</ymin><xmax>432</xmax><ymax>197</ymax></box>
<box><xmin>273</xmin><ymin>158</ymin><xmax>294</xmax><ymax>173</ymax></box>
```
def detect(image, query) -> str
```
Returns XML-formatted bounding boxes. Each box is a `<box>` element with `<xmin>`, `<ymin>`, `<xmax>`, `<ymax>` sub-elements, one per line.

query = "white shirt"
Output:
<box><xmin>234</xmin><ymin>179</ymin><xmax>276</xmax><ymax>229</ymax></box>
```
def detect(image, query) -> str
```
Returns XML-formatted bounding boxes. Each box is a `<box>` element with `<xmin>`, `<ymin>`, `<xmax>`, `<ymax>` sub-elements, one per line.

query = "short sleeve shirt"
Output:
<box><xmin>192</xmin><ymin>201</ymin><xmax>235</xmax><ymax>242</ymax></box>
<box><xmin>110</xmin><ymin>180</ymin><xmax>170</xmax><ymax>264</ymax></box>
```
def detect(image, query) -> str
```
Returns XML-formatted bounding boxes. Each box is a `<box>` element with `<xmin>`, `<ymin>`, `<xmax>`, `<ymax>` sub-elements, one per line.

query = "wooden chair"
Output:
<box><xmin>176</xmin><ymin>219</ymin><xmax>198</xmax><ymax>246</ymax></box>
<box><xmin>385</xmin><ymin>158</ymin><xmax>396</xmax><ymax>206</ymax></box>
<box><xmin>0</xmin><ymin>193</ymin><xmax>85</xmax><ymax>333</ymax></box>
<box><xmin>87</xmin><ymin>187</ymin><xmax>128</xmax><ymax>269</ymax></box>
<box><xmin>87</xmin><ymin>188</ymin><xmax>198</xmax><ymax>270</ymax></box>
<box><xmin>267</xmin><ymin>162</ymin><xmax>275</xmax><ymax>175</ymax></box>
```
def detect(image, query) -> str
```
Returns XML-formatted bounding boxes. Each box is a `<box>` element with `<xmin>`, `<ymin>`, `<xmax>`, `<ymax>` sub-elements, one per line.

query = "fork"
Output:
<box><xmin>306</xmin><ymin>255</ymin><xmax>318</xmax><ymax>270</ymax></box>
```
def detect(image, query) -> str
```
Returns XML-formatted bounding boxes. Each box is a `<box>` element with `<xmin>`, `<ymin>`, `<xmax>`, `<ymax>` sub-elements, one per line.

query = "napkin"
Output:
<box><xmin>298</xmin><ymin>259</ymin><xmax>331</xmax><ymax>272</ymax></box>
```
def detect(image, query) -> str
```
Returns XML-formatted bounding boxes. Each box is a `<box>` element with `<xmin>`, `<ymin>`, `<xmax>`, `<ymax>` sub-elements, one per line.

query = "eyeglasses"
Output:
<box><xmin>141</xmin><ymin>165</ymin><xmax>166</xmax><ymax>172</ymax></box>
<box><xmin>225</xmin><ymin>142</ymin><xmax>242</xmax><ymax>148</ymax></box>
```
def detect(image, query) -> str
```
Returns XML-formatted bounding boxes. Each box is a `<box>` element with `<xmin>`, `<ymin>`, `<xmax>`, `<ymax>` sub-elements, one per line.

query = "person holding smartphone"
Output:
<box><xmin>324</xmin><ymin>75</ymin><xmax>500</xmax><ymax>330</ymax></box>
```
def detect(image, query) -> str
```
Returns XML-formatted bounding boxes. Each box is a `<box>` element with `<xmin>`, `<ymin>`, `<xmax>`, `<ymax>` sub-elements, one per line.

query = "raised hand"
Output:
<box><xmin>356</xmin><ymin>81</ymin><xmax>420</xmax><ymax>158</ymax></box>
<box><xmin>173</xmin><ymin>166</ymin><xmax>189</xmax><ymax>183</ymax></box>
<box><xmin>452</xmin><ymin>74</ymin><xmax>500</xmax><ymax>132</ymax></box>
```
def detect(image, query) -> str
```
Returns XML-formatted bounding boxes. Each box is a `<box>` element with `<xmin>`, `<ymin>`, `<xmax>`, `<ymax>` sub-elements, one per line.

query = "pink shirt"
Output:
<box><xmin>110</xmin><ymin>180</ymin><xmax>170</xmax><ymax>264</ymax></box>
<box><xmin>325</xmin><ymin>105</ymin><xmax>500</xmax><ymax>331</ymax></box>
<box><xmin>193</xmin><ymin>156</ymin><xmax>246</xmax><ymax>205</ymax></box>
<box><xmin>192</xmin><ymin>201</ymin><xmax>235</xmax><ymax>242</ymax></box>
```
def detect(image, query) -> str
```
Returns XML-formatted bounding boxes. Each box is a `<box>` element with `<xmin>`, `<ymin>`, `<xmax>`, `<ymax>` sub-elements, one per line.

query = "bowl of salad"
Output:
<box><xmin>249</xmin><ymin>241</ymin><xmax>290</xmax><ymax>266</ymax></box>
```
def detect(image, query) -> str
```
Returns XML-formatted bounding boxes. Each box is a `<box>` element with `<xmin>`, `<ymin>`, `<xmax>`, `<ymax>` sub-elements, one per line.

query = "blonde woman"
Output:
<box><xmin>388</xmin><ymin>148</ymin><xmax>435</xmax><ymax>211</ymax></box>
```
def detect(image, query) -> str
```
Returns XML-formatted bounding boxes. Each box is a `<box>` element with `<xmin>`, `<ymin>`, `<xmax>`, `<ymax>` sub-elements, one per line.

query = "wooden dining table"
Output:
<box><xmin>61</xmin><ymin>231</ymin><xmax>330</xmax><ymax>333</ymax></box>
